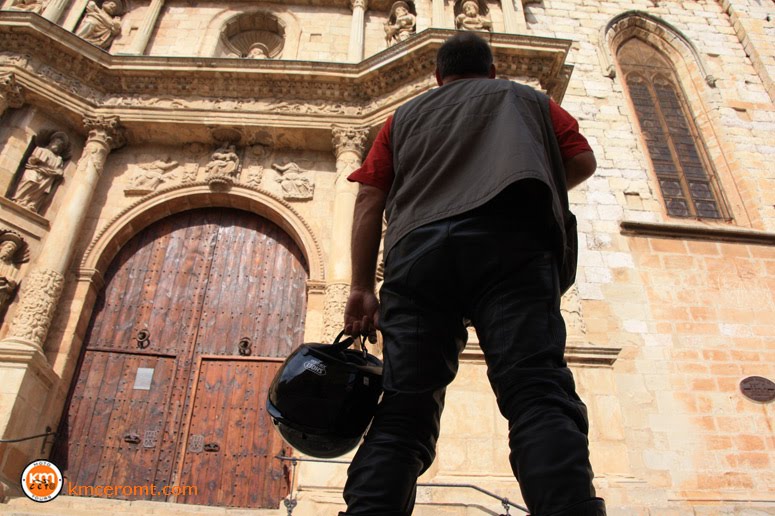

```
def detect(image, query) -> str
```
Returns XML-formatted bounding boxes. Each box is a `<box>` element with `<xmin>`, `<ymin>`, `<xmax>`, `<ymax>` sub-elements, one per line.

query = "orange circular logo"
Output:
<box><xmin>21</xmin><ymin>460</ymin><xmax>63</xmax><ymax>502</ymax></box>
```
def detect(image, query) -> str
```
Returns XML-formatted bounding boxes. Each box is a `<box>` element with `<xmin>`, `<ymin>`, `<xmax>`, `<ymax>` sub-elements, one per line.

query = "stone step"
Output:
<box><xmin>2</xmin><ymin>495</ymin><xmax>286</xmax><ymax>516</ymax></box>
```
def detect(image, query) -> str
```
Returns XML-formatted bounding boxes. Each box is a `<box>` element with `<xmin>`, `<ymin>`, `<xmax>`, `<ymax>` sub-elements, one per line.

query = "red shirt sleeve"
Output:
<box><xmin>347</xmin><ymin>115</ymin><xmax>395</xmax><ymax>193</ymax></box>
<box><xmin>549</xmin><ymin>99</ymin><xmax>592</xmax><ymax>162</ymax></box>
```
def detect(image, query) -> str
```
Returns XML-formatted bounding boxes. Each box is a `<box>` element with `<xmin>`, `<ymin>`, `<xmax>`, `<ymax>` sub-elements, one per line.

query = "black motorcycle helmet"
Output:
<box><xmin>266</xmin><ymin>331</ymin><xmax>383</xmax><ymax>458</ymax></box>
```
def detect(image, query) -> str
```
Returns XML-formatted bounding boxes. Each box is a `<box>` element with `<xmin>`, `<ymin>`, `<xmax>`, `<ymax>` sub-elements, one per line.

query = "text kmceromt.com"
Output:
<box><xmin>67</xmin><ymin>484</ymin><xmax>198</xmax><ymax>497</ymax></box>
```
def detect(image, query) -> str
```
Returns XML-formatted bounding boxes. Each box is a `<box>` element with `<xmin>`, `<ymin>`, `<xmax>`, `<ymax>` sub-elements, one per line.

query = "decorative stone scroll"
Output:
<box><xmin>272</xmin><ymin>162</ymin><xmax>314</xmax><ymax>201</ymax></box>
<box><xmin>75</xmin><ymin>0</ymin><xmax>124</xmax><ymax>50</ymax></box>
<box><xmin>11</xmin><ymin>132</ymin><xmax>70</xmax><ymax>214</ymax></box>
<box><xmin>7</xmin><ymin>268</ymin><xmax>65</xmax><ymax>348</ymax></box>
<box><xmin>455</xmin><ymin>0</ymin><xmax>492</xmax><ymax>32</ymax></box>
<box><xmin>384</xmin><ymin>1</ymin><xmax>416</xmax><ymax>47</ymax></box>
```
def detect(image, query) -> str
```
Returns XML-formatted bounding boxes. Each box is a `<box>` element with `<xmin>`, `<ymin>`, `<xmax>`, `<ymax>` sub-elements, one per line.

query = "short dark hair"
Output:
<box><xmin>435</xmin><ymin>32</ymin><xmax>493</xmax><ymax>80</ymax></box>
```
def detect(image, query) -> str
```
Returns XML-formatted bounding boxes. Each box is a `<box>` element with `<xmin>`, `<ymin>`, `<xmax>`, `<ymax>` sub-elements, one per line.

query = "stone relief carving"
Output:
<box><xmin>323</xmin><ymin>282</ymin><xmax>350</xmax><ymax>343</ymax></box>
<box><xmin>0</xmin><ymin>72</ymin><xmax>25</xmax><ymax>114</ymax></box>
<box><xmin>0</xmin><ymin>230</ymin><xmax>29</xmax><ymax>318</ymax></box>
<box><xmin>75</xmin><ymin>0</ymin><xmax>124</xmax><ymax>50</ymax></box>
<box><xmin>7</xmin><ymin>0</ymin><xmax>47</xmax><ymax>13</ymax></box>
<box><xmin>245</xmin><ymin>166</ymin><xmax>264</xmax><ymax>188</ymax></box>
<box><xmin>272</xmin><ymin>162</ymin><xmax>314</xmax><ymax>201</ymax></box>
<box><xmin>125</xmin><ymin>158</ymin><xmax>179</xmax><ymax>195</ymax></box>
<box><xmin>455</xmin><ymin>0</ymin><xmax>493</xmax><ymax>31</ymax></box>
<box><xmin>561</xmin><ymin>285</ymin><xmax>587</xmax><ymax>338</ymax></box>
<box><xmin>205</xmin><ymin>143</ymin><xmax>242</xmax><ymax>187</ymax></box>
<box><xmin>384</xmin><ymin>1</ymin><xmax>416</xmax><ymax>47</ymax></box>
<box><xmin>11</xmin><ymin>132</ymin><xmax>70</xmax><ymax>214</ymax></box>
<box><xmin>8</xmin><ymin>268</ymin><xmax>65</xmax><ymax>348</ymax></box>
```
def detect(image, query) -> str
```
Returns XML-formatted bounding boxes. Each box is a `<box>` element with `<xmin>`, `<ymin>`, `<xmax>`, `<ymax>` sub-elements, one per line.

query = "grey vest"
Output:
<box><xmin>386</xmin><ymin>78</ymin><xmax>578</xmax><ymax>291</ymax></box>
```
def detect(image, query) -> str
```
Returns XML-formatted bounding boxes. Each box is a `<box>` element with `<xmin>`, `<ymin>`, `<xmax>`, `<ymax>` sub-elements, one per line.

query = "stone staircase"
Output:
<box><xmin>1</xmin><ymin>496</ymin><xmax>287</xmax><ymax>516</ymax></box>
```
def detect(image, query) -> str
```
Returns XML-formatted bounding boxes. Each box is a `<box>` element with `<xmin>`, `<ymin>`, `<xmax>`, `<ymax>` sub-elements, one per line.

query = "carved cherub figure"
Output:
<box><xmin>129</xmin><ymin>159</ymin><xmax>179</xmax><ymax>191</ymax></box>
<box><xmin>456</xmin><ymin>0</ymin><xmax>492</xmax><ymax>32</ymax></box>
<box><xmin>384</xmin><ymin>1</ymin><xmax>416</xmax><ymax>47</ymax></box>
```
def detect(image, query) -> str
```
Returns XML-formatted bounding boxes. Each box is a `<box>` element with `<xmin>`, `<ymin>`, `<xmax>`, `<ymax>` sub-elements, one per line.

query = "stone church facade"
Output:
<box><xmin>0</xmin><ymin>0</ymin><xmax>773</xmax><ymax>514</ymax></box>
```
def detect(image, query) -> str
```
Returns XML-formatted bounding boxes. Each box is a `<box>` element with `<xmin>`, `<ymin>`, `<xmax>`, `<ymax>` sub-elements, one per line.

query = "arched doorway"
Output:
<box><xmin>54</xmin><ymin>208</ymin><xmax>309</xmax><ymax>508</ymax></box>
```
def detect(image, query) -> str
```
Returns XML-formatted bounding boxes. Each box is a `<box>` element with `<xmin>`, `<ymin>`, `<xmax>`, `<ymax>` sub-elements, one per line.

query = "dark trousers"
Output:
<box><xmin>341</xmin><ymin>210</ymin><xmax>604</xmax><ymax>516</ymax></box>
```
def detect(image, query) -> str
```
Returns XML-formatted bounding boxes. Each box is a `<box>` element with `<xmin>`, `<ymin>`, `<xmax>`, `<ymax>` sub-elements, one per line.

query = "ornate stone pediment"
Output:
<box><xmin>0</xmin><ymin>12</ymin><xmax>573</xmax><ymax>149</ymax></box>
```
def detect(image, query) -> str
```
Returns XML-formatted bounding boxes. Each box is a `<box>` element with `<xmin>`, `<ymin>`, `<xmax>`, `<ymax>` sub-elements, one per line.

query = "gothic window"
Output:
<box><xmin>618</xmin><ymin>38</ymin><xmax>726</xmax><ymax>219</ymax></box>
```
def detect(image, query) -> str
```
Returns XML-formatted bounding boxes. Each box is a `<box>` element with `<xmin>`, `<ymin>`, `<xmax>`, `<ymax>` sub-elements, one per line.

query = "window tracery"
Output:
<box><xmin>618</xmin><ymin>38</ymin><xmax>726</xmax><ymax>220</ymax></box>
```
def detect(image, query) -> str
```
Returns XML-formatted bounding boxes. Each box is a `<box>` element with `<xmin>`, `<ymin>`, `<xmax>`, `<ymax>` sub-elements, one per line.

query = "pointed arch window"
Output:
<box><xmin>618</xmin><ymin>38</ymin><xmax>727</xmax><ymax>219</ymax></box>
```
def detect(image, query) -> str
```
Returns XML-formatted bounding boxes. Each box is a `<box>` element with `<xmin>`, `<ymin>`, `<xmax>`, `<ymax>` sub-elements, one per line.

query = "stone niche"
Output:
<box><xmin>217</xmin><ymin>11</ymin><xmax>286</xmax><ymax>59</ymax></box>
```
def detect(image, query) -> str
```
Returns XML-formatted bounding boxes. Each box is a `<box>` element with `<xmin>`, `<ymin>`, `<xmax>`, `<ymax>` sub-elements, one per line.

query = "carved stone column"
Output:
<box><xmin>324</xmin><ymin>126</ymin><xmax>368</xmax><ymax>341</ymax></box>
<box><xmin>41</xmin><ymin>0</ymin><xmax>68</xmax><ymax>23</ymax></box>
<box><xmin>3</xmin><ymin>115</ymin><xmax>125</xmax><ymax>352</ymax></box>
<box><xmin>348</xmin><ymin>0</ymin><xmax>368</xmax><ymax>63</ymax></box>
<box><xmin>501</xmin><ymin>0</ymin><xmax>525</xmax><ymax>33</ymax></box>
<box><xmin>431</xmin><ymin>0</ymin><xmax>449</xmax><ymax>28</ymax></box>
<box><xmin>0</xmin><ymin>73</ymin><xmax>24</xmax><ymax>117</ymax></box>
<box><xmin>127</xmin><ymin>0</ymin><xmax>165</xmax><ymax>54</ymax></box>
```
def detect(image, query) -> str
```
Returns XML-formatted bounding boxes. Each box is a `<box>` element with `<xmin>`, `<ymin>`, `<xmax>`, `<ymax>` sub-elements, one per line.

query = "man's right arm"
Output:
<box><xmin>564</xmin><ymin>151</ymin><xmax>596</xmax><ymax>190</ymax></box>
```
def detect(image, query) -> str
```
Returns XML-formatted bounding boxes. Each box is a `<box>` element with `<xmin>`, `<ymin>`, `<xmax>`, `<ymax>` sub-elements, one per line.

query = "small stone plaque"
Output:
<box><xmin>739</xmin><ymin>376</ymin><xmax>775</xmax><ymax>403</ymax></box>
<box><xmin>133</xmin><ymin>367</ymin><xmax>154</xmax><ymax>390</ymax></box>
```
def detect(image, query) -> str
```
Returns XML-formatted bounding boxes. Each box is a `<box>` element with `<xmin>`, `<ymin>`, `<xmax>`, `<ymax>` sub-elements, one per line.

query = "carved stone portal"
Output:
<box><xmin>272</xmin><ymin>162</ymin><xmax>314</xmax><ymax>201</ymax></box>
<box><xmin>11</xmin><ymin>132</ymin><xmax>70</xmax><ymax>214</ymax></box>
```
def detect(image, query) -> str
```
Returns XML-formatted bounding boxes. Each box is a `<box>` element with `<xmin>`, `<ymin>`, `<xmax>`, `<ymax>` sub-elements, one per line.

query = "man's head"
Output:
<box><xmin>435</xmin><ymin>32</ymin><xmax>495</xmax><ymax>85</ymax></box>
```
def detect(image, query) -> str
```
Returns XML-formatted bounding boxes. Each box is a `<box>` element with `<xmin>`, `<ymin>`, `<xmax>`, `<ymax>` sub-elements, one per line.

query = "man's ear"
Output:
<box><xmin>435</xmin><ymin>68</ymin><xmax>444</xmax><ymax>86</ymax></box>
<box><xmin>488</xmin><ymin>63</ymin><xmax>496</xmax><ymax>79</ymax></box>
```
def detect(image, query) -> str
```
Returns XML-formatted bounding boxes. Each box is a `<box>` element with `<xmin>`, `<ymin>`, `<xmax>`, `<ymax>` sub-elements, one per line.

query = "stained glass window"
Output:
<box><xmin>618</xmin><ymin>39</ymin><xmax>726</xmax><ymax>219</ymax></box>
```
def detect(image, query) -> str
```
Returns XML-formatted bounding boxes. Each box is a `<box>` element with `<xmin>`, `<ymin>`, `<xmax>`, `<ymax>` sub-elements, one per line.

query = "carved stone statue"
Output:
<box><xmin>12</xmin><ymin>132</ymin><xmax>70</xmax><ymax>213</ymax></box>
<box><xmin>246</xmin><ymin>42</ymin><xmax>270</xmax><ymax>59</ymax></box>
<box><xmin>75</xmin><ymin>0</ymin><xmax>124</xmax><ymax>50</ymax></box>
<box><xmin>205</xmin><ymin>144</ymin><xmax>241</xmax><ymax>178</ymax></box>
<box><xmin>384</xmin><ymin>1</ymin><xmax>416</xmax><ymax>47</ymax></box>
<box><xmin>273</xmin><ymin>162</ymin><xmax>314</xmax><ymax>200</ymax></box>
<box><xmin>127</xmin><ymin>159</ymin><xmax>178</xmax><ymax>194</ymax></box>
<box><xmin>0</xmin><ymin>230</ymin><xmax>29</xmax><ymax>318</ymax></box>
<box><xmin>456</xmin><ymin>0</ymin><xmax>492</xmax><ymax>31</ymax></box>
<box><xmin>8</xmin><ymin>0</ymin><xmax>47</xmax><ymax>14</ymax></box>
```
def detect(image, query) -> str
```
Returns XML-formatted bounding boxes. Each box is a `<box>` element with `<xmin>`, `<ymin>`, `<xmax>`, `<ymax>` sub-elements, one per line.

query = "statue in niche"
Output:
<box><xmin>76</xmin><ymin>0</ymin><xmax>124</xmax><ymax>50</ymax></box>
<box><xmin>0</xmin><ymin>231</ymin><xmax>28</xmax><ymax>318</ymax></box>
<box><xmin>12</xmin><ymin>132</ymin><xmax>70</xmax><ymax>213</ymax></box>
<box><xmin>246</xmin><ymin>42</ymin><xmax>270</xmax><ymax>59</ymax></box>
<box><xmin>127</xmin><ymin>158</ymin><xmax>179</xmax><ymax>194</ymax></box>
<box><xmin>205</xmin><ymin>143</ymin><xmax>241</xmax><ymax>188</ymax></box>
<box><xmin>272</xmin><ymin>162</ymin><xmax>314</xmax><ymax>200</ymax></box>
<box><xmin>8</xmin><ymin>0</ymin><xmax>47</xmax><ymax>14</ymax></box>
<box><xmin>205</xmin><ymin>143</ymin><xmax>241</xmax><ymax>178</ymax></box>
<box><xmin>456</xmin><ymin>0</ymin><xmax>492</xmax><ymax>31</ymax></box>
<box><xmin>384</xmin><ymin>1</ymin><xmax>416</xmax><ymax>47</ymax></box>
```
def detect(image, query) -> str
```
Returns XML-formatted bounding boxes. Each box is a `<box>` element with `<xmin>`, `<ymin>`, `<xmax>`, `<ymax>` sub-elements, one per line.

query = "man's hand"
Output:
<box><xmin>344</xmin><ymin>287</ymin><xmax>380</xmax><ymax>342</ymax></box>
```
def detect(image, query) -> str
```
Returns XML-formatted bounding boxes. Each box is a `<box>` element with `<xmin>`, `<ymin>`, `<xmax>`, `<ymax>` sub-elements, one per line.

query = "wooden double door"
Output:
<box><xmin>54</xmin><ymin>208</ymin><xmax>309</xmax><ymax>508</ymax></box>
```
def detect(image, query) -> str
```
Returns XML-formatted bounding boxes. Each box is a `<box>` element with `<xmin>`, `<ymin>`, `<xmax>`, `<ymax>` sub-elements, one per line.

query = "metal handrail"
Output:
<box><xmin>0</xmin><ymin>426</ymin><xmax>56</xmax><ymax>453</ymax></box>
<box><xmin>275</xmin><ymin>455</ymin><xmax>528</xmax><ymax>514</ymax></box>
